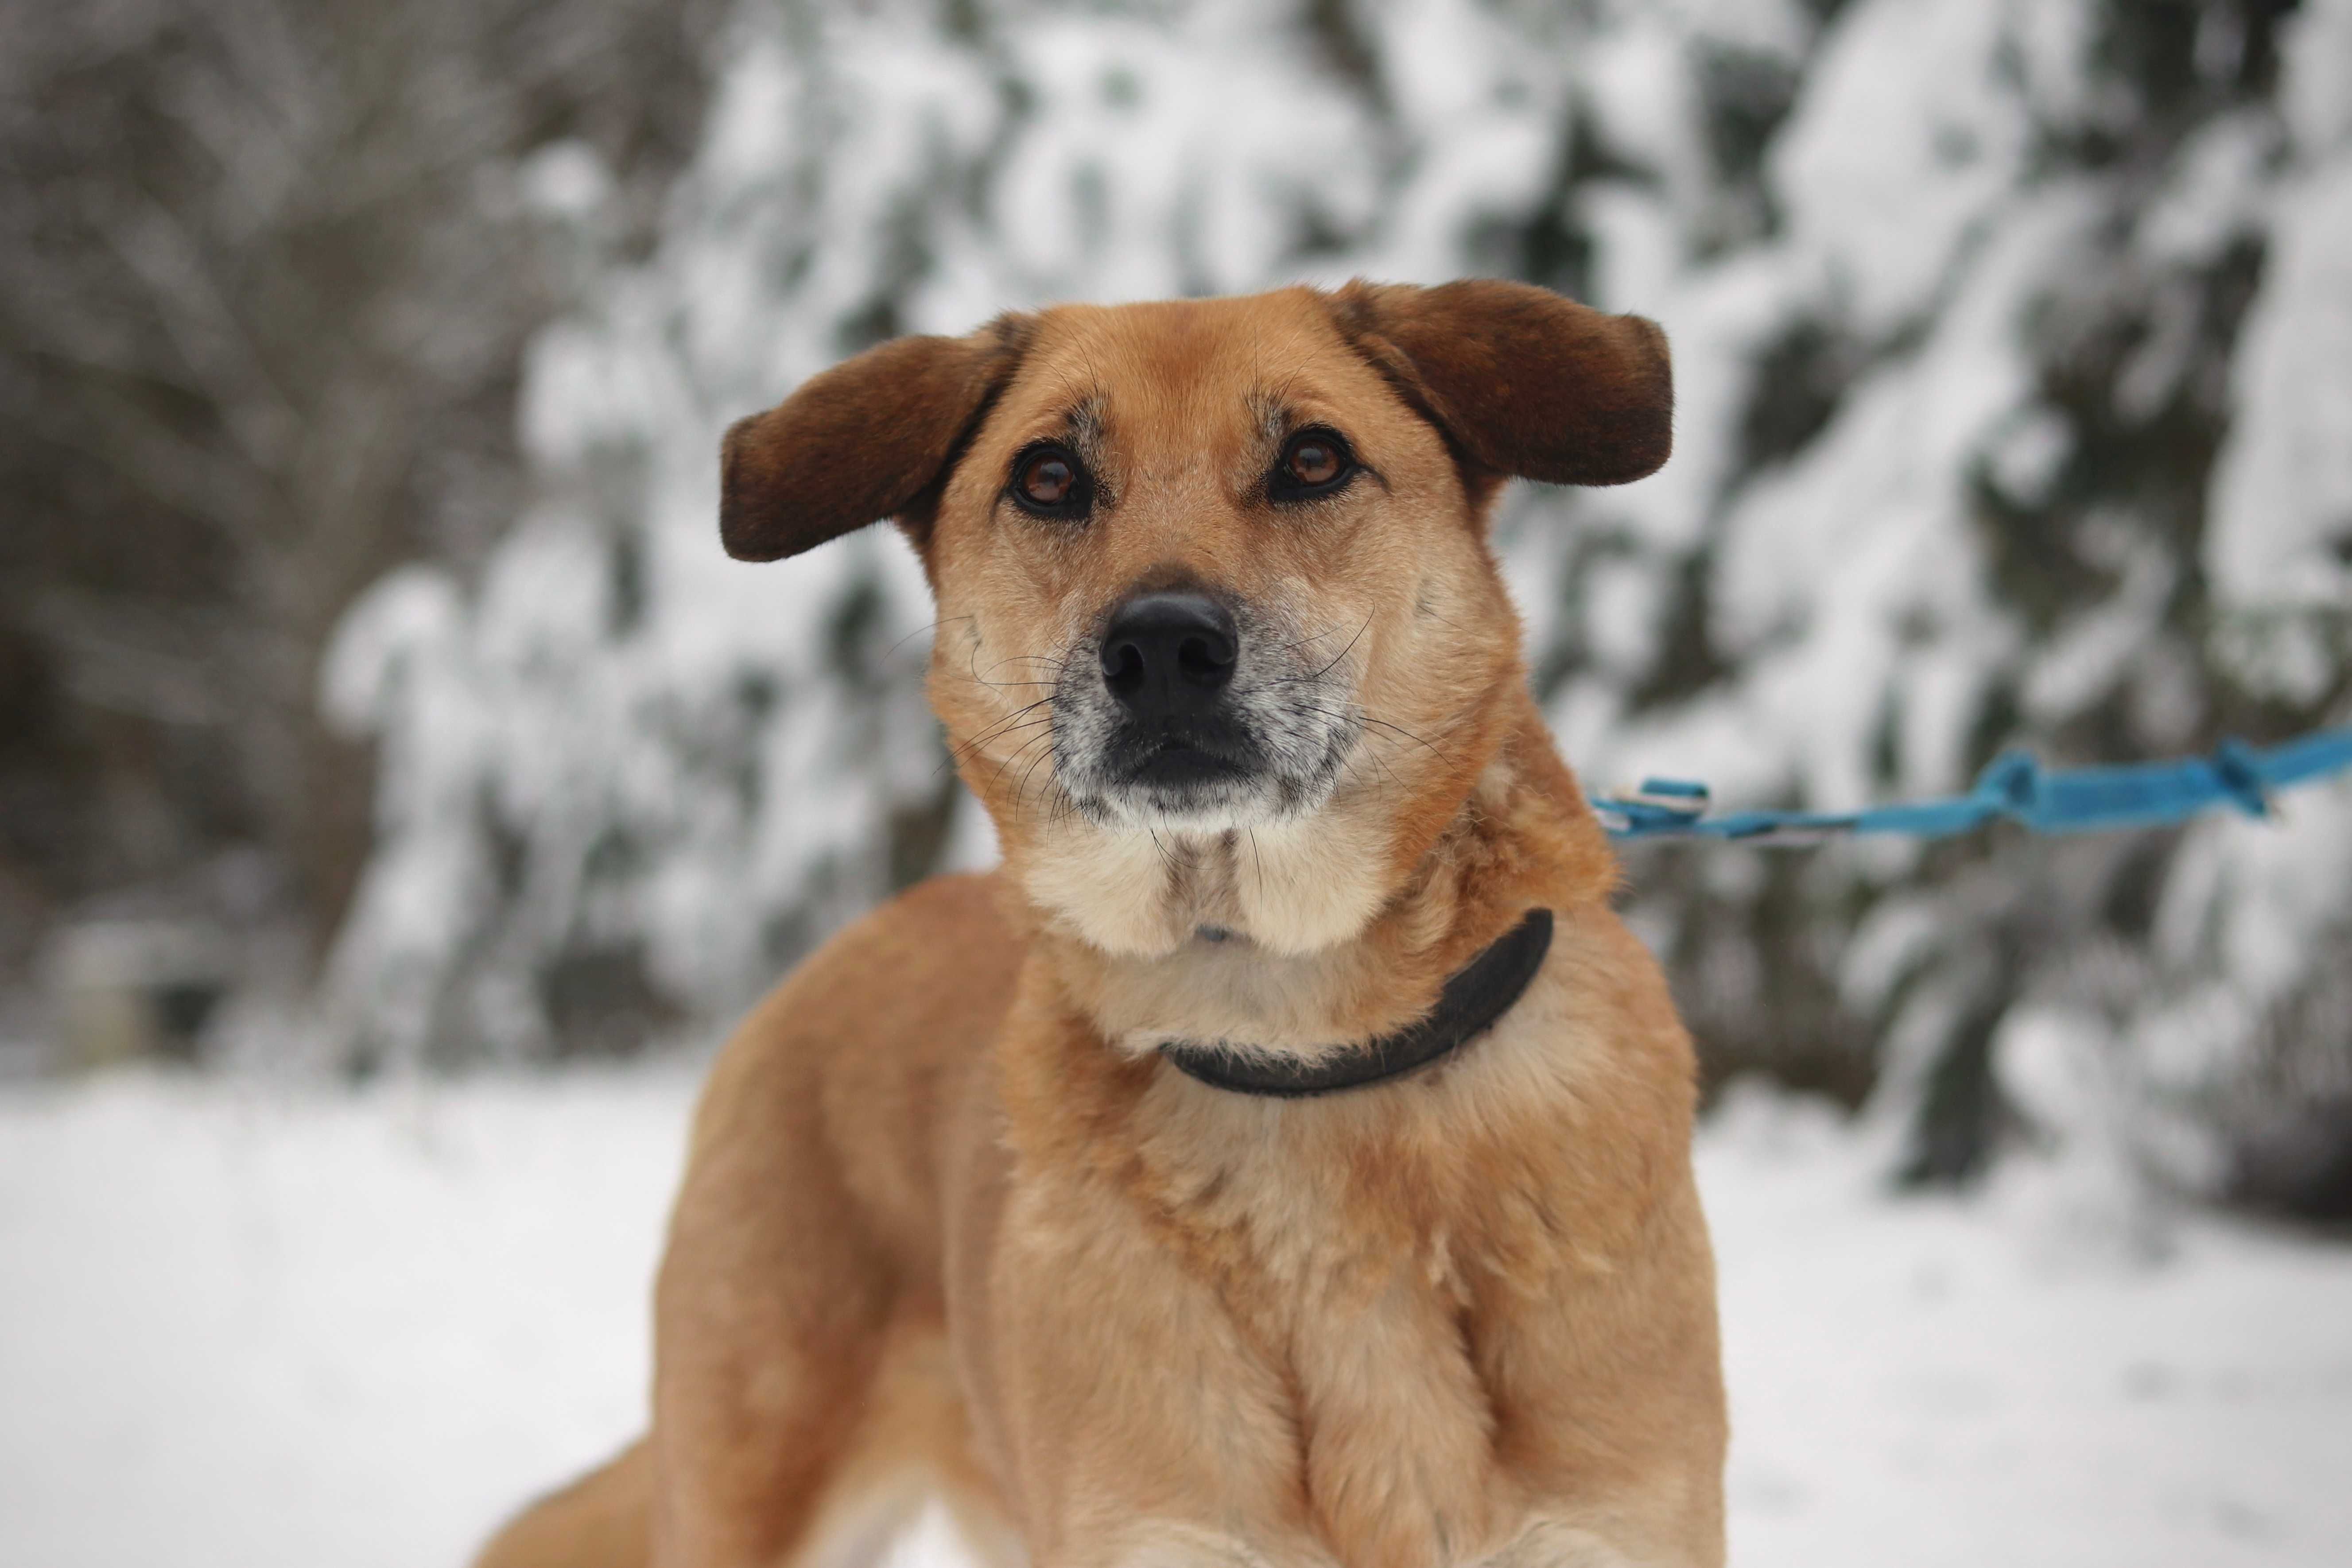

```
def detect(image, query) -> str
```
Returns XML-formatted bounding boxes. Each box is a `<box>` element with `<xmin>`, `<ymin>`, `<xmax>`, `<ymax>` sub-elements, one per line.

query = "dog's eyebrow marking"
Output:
<box><xmin>1246</xmin><ymin>386</ymin><xmax>1301</xmax><ymax>448</ymax></box>
<box><xmin>1060</xmin><ymin>392</ymin><xmax>1107</xmax><ymax>456</ymax></box>
<box><xmin>1053</xmin><ymin>393</ymin><xmax>1114</xmax><ymax>505</ymax></box>
<box><xmin>1015</xmin><ymin>376</ymin><xmax>1107</xmax><ymax>465</ymax></box>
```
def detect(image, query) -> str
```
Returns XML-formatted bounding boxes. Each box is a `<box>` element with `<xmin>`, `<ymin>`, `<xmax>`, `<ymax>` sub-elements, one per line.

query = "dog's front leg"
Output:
<box><xmin>970</xmin><ymin>1182</ymin><xmax>1335</xmax><ymax>1568</ymax></box>
<box><xmin>1085</xmin><ymin>1521</ymin><xmax>1333</xmax><ymax>1568</ymax></box>
<box><xmin>1474</xmin><ymin>1518</ymin><xmax>1665</xmax><ymax>1568</ymax></box>
<box><xmin>647</xmin><ymin>1039</ymin><xmax>904</xmax><ymax>1568</ymax></box>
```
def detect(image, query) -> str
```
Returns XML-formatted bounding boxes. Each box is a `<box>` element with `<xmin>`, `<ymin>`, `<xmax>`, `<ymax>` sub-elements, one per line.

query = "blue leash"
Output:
<box><xmin>1594</xmin><ymin>726</ymin><xmax>2352</xmax><ymax>845</ymax></box>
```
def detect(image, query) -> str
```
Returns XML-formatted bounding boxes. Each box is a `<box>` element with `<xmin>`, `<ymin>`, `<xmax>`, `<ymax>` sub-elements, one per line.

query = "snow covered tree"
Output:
<box><xmin>0</xmin><ymin>0</ymin><xmax>726</xmax><ymax>1012</ymax></box>
<box><xmin>327</xmin><ymin>0</ymin><xmax>2350</xmax><ymax>1213</ymax></box>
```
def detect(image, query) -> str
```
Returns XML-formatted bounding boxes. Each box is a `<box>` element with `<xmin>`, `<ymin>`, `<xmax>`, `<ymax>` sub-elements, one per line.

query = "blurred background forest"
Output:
<box><xmin>8</xmin><ymin>5</ymin><xmax>2352</xmax><ymax>1564</ymax></box>
<box><xmin>5</xmin><ymin>0</ymin><xmax>2351</xmax><ymax>1219</ymax></box>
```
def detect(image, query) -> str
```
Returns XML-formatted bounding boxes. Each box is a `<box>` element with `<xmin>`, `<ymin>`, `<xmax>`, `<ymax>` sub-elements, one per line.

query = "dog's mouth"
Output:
<box><xmin>1054</xmin><ymin>699</ymin><xmax>1356</xmax><ymax>831</ymax></box>
<box><xmin>1106</xmin><ymin>721</ymin><xmax>1263</xmax><ymax>792</ymax></box>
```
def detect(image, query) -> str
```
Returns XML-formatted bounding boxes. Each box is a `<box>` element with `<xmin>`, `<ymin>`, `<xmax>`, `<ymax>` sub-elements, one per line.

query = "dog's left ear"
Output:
<box><xmin>720</xmin><ymin>319</ymin><xmax>1025</xmax><ymax>562</ymax></box>
<box><xmin>1330</xmin><ymin>279</ymin><xmax>1671</xmax><ymax>487</ymax></box>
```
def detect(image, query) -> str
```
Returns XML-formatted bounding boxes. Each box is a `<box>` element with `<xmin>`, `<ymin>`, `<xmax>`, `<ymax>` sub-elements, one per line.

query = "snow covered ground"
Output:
<box><xmin>4</xmin><ymin>1067</ymin><xmax>2349</xmax><ymax>1568</ymax></box>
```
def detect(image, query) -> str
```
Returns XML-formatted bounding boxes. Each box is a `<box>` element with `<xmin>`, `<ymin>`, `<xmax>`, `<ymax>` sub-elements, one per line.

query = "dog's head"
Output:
<box><xmin>721</xmin><ymin>281</ymin><xmax>1668</xmax><ymax>953</ymax></box>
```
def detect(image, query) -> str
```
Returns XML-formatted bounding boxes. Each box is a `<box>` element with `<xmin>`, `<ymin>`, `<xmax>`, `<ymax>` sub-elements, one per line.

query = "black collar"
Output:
<box><xmin>1159</xmin><ymin>909</ymin><xmax>1555</xmax><ymax>1098</ymax></box>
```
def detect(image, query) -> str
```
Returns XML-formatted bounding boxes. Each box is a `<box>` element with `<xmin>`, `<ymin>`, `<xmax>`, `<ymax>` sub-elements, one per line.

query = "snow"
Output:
<box><xmin>2203</xmin><ymin>0</ymin><xmax>2352</xmax><ymax>704</ymax></box>
<box><xmin>1768</xmin><ymin>0</ymin><xmax>2046</xmax><ymax>337</ymax></box>
<box><xmin>0</xmin><ymin>1069</ymin><xmax>692</xmax><ymax>1568</ymax></box>
<box><xmin>2206</xmin><ymin>156</ymin><xmax>2352</xmax><ymax>658</ymax></box>
<box><xmin>1706</xmin><ymin>1089</ymin><xmax>2352</xmax><ymax>1566</ymax></box>
<box><xmin>5</xmin><ymin>1070</ymin><xmax>2349</xmax><ymax>1568</ymax></box>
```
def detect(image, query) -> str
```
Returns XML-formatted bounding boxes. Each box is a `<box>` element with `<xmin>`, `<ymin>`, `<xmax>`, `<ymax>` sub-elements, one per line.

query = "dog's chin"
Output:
<box><xmin>1075</xmin><ymin>748</ymin><xmax>1276</xmax><ymax>832</ymax></box>
<box><xmin>1064</xmin><ymin>737</ymin><xmax>1349</xmax><ymax>834</ymax></box>
<box><xmin>1082</xmin><ymin>784</ymin><xmax>1292</xmax><ymax>834</ymax></box>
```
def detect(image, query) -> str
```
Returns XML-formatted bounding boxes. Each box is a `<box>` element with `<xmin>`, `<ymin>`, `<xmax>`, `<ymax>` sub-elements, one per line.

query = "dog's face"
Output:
<box><xmin>720</xmin><ymin>282</ymin><xmax>1669</xmax><ymax>953</ymax></box>
<box><xmin>928</xmin><ymin>294</ymin><xmax>1507</xmax><ymax>838</ymax></box>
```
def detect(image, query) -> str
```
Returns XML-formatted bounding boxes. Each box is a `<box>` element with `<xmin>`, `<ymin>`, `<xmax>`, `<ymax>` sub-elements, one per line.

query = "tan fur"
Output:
<box><xmin>473</xmin><ymin>282</ymin><xmax>1725</xmax><ymax>1568</ymax></box>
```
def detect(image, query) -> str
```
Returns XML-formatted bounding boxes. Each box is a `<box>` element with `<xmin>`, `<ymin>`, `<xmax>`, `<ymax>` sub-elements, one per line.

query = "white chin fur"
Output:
<box><xmin>1073</xmin><ymin>773</ymin><xmax>1339</xmax><ymax>835</ymax></box>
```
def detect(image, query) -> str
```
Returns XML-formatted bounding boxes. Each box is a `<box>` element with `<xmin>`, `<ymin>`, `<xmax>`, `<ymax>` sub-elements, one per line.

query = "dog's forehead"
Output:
<box><xmin>1001</xmin><ymin>290</ymin><xmax>1378</xmax><ymax>444</ymax></box>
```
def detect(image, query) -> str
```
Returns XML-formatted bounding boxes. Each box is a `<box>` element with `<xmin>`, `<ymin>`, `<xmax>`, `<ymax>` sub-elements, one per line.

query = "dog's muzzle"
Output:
<box><xmin>1095</xmin><ymin>592</ymin><xmax>1258</xmax><ymax>790</ymax></box>
<box><xmin>1051</xmin><ymin>583</ymin><xmax>1360</xmax><ymax>830</ymax></box>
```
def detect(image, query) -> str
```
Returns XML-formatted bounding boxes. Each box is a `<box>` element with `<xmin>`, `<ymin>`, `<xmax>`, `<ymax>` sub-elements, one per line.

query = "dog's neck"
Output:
<box><xmin>1006</xmin><ymin>691</ymin><xmax>1615</xmax><ymax>1057</ymax></box>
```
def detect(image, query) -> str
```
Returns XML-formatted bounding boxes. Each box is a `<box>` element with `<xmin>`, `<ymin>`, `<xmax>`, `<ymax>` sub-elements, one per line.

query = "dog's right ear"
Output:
<box><xmin>719</xmin><ymin>320</ymin><xmax>1025</xmax><ymax>563</ymax></box>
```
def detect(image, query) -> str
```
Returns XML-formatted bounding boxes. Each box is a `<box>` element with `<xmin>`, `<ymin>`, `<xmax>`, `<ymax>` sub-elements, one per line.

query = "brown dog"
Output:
<box><xmin>474</xmin><ymin>280</ymin><xmax>1725</xmax><ymax>1568</ymax></box>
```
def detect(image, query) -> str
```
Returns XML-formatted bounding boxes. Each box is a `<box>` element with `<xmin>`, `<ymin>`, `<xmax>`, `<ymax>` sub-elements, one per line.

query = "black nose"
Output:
<box><xmin>1099</xmin><ymin>592</ymin><xmax>1238</xmax><ymax>720</ymax></box>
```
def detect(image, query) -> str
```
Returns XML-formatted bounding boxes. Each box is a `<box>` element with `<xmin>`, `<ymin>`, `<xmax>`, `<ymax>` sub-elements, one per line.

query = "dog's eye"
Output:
<box><xmin>1021</xmin><ymin>453</ymin><xmax>1075</xmax><ymax>505</ymax></box>
<box><xmin>1270</xmin><ymin>429</ymin><xmax>1356</xmax><ymax>501</ymax></box>
<box><xmin>1287</xmin><ymin>438</ymin><xmax>1341</xmax><ymax>486</ymax></box>
<box><xmin>1009</xmin><ymin>444</ymin><xmax>1089</xmax><ymax>516</ymax></box>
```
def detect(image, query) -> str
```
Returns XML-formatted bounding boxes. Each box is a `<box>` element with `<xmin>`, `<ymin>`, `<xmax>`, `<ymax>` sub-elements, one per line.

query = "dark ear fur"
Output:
<box><xmin>1330</xmin><ymin>279</ymin><xmax>1672</xmax><ymax>488</ymax></box>
<box><xmin>718</xmin><ymin>321</ymin><xmax>1023</xmax><ymax>562</ymax></box>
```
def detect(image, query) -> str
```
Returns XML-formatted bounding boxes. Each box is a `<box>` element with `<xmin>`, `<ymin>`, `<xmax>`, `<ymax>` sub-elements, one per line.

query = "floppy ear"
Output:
<box><xmin>718</xmin><ymin>322</ymin><xmax>1022</xmax><ymax>562</ymax></box>
<box><xmin>1330</xmin><ymin>279</ymin><xmax>1672</xmax><ymax>487</ymax></box>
